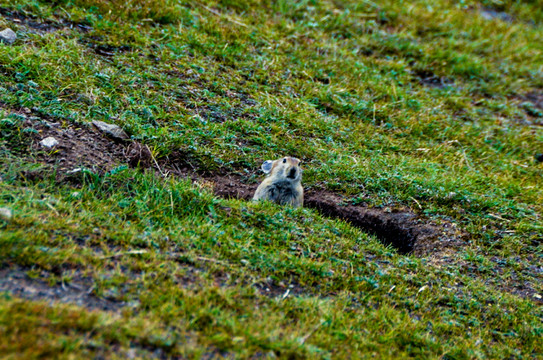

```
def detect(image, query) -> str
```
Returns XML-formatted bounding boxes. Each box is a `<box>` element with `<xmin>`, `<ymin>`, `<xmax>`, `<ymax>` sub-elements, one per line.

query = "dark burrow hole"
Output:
<box><xmin>304</xmin><ymin>192</ymin><xmax>418</xmax><ymax>254</ymax></box>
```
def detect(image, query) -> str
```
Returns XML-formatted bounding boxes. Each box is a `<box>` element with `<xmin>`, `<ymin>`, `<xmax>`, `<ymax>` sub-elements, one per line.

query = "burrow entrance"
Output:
<box><xmin>13</xmin><ymin>115</ymin><xmax>465</xmax><ymax>256</ymax></box>
<box><xmin>190</xmin><ymin>171</ymin><xmax>464</xmax><ymax>256</ymax></box>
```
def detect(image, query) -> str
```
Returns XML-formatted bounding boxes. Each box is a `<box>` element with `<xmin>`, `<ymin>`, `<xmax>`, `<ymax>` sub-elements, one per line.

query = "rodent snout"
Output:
<box><xmin>287</xmin><ymin>167</ymin><xmax>297</xmax><ymax>179</ymax></box>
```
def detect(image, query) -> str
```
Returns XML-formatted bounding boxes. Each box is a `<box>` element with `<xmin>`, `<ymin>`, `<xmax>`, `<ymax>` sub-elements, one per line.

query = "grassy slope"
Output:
<box><xmin>0</xmin><ymin>0</ymin><xmax>542</xmax><ymax>358</ymax></box>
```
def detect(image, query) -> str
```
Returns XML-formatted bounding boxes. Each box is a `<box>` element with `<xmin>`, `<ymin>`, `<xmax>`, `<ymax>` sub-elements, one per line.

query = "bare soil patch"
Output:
<box><xmin>0</xmin><ymin>268</ymin><xmax>201</xmax><ymax>359</ymax></box>
<box><xmin>0</xmin><ymin>266</ymin><xmax>128</xmax><ymax>311</ymax></box>
<box><xmin>0</xmin><ymin>7</ymin><xmax>91</xmax><ymax>33</ymax></box>
<box><xmin>30</xmin><ymin>120</ymin><xmax>129</xmax><ymax>174</ymax></box>
<box><xmin>171</xmin><ymin>253</ymin><xmax>308</xmax><ymax>298</ymax></box>
<box><xmin>413</xmin><ymin>69</ymin><xmax>455</xmax><ymax>89</ymax></box>
<box><xmin>524</xmin><ymin>91</ymin><xmax>543</xmax><ymax>111</ymax></box>
<box><xmin>79</xmin><ymin>36</ymin><xmax>133</xmax><ymax>57</ymax></box>
<box><xmin>509</xmin><ymin>91</ymin><xmax>543</xmax><ymax>125</ymax></box>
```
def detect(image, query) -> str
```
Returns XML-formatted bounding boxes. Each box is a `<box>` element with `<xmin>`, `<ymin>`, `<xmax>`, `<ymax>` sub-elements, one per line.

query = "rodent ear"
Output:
<box><xmin>261</xmin><ymin>160</ymin><xmax>274</xmax><ymax>174</ymax></box>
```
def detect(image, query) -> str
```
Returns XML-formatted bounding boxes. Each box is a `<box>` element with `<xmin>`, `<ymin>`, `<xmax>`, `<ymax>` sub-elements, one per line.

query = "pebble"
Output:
<box><xmin>40</xmin><ymin>136</ymin><xmax>59</xmax><ymax>148</ymax></box>
<box><xmin>0</xmin><ymin>207</ymin><xmax>12</xmax><ymax>221</ymax></box>
<box><xmin>0</xmin><ymin>28</ymin><xmax>16</xmax><ymax>45</ymax></box>
<box><xmin>92</xmin><ymin>120</ymin><xmax>129</xmax><ymax>140</ymax></box>
<box><xmin>480</xmin><ymin>8</ymin><xmax>513</xmax><ymax>22</ymax></box>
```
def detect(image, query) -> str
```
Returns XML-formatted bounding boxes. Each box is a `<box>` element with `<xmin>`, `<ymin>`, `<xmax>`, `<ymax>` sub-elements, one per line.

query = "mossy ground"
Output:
<box><xmin>0</xmin><ymin>0</ymin><xmax>542</xmax><ymax>359</ymax></box>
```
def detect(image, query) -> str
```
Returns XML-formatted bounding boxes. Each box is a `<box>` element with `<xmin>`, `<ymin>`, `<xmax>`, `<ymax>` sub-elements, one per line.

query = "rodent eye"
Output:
<box><xmin>283</xmin><ymin>158</ymin><xmax>287</xmax><ymax>163</ymax></box>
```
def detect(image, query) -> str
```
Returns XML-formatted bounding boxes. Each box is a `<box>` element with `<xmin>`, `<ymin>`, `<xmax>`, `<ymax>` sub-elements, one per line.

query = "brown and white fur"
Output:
<box><xmin>253</xmin><ymin>157</ymin><xmax>303</xmax><ymax>208</ymax></box>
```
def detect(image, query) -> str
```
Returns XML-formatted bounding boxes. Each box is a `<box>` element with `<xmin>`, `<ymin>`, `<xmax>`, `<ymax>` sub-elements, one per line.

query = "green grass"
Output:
<box><xmin>1</xmin><ymin>0</ymin><xmax>542</xmax><ymax>358</ymax></box>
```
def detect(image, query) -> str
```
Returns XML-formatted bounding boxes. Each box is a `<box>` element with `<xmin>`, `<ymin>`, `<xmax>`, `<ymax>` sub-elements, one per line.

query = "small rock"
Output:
<box><xmin>70</xmin><ymin>191</ymin><xmax>81</xmax><ymax>199</ymax></box>
<box><xmin>92</xmin><ymin>120</ymin><xmax>129</xmax><ymax>140</ymax></box>
<box><xmin>40</xmin><ymin>136</ymin><xmax>59</xmax><ymax>148</ymax></box>
<box><xmin>43</xmin><ymin>121</ymin><xmax>61</xmax><ymax>128</ymax></box>
<box><xmin>480</xmin><ymin>8</ymin><xmax>513</xmax><ymax>22</ymax></box>
<box><xmin>126</xmin><ymin>349</ymin><xmax>137</xmax><ymax>359</ymax></box>
<box><xmin>536</xmin><ymin>153</ymin><xmax>543</xmax><ymax>163</ymax></box>
<box><xmin>0</xmin><ymin>207</ymin><xmax>12</xmax><ymax>221</ymax></box>
<box><xmin>0</xmin><ymin>28</ymin><xmax>17</xmax><ymax>45</ymax></box>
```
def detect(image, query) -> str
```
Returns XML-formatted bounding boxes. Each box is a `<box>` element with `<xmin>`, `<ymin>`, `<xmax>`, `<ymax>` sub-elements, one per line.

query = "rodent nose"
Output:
<box><xmin>288</xmin><ymin>168</ymin><xmax>297</xmax><ymax>179</ymax></box>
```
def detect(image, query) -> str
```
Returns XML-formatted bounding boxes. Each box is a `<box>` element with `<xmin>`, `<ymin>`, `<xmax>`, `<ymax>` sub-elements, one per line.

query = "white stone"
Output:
<box><xmin>0</xmin><ymin>28</ymin><xmax>16</xmax><ymax>45</ymax></box>
<box><xmin>92</xmin><ymin>120</ymin><xmax>129</xmax><ymax>140</ymax></box>
<box><xmin>70</xmin><ymin>191</ymin><xmax>81</xmax><ymax>199</ymax></box>
<box><xmin>66</xmin><ymin>168</ymin><xmax>83</xmax><ymax>175</ymax></box>
<box><xmin>0</xmin><ymin>207</ymin><xmax>12</xmax><ymax>221</ymax></box>
<box><xmin>40</xmin><ymin>136</ymin><xmax>59</xmax><ymax>148</ymax></box>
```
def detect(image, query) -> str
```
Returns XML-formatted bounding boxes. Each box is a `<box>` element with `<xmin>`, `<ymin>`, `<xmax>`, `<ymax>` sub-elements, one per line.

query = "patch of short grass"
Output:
<box><xmin>1</xmin><ymin>163</ymin><xmax>542</xmax><ymax>358</ymax></box>
<box><xmin>0</xmin><ymin>0</ymin><xmax>542</xmax><ymax>358</ymax></box>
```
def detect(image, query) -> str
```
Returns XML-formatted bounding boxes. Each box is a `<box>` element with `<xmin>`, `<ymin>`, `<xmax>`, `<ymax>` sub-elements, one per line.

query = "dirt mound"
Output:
<box><xmin>205</xmin><ymin>174</ymin><xmax>257</xmax><ymax>201</ymax></box>
<box><xmin>31</xmin><ymin>121</ymin><xmax>129</xmax><ymax>173</ymax></box>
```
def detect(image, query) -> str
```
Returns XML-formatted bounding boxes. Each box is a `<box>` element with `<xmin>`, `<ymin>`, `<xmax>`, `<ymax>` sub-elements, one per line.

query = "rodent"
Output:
<box><xmin>252</xmin><ymin>156</ymin><xmax>303</xmax><ymax>208</ymax></box>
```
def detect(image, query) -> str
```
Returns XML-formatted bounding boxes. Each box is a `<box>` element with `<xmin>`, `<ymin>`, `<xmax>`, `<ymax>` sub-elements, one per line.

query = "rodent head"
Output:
<box><xmin>260</xmin><ymin>157</ymin><xmax>302</xmax><ymax>182</ymax></box>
